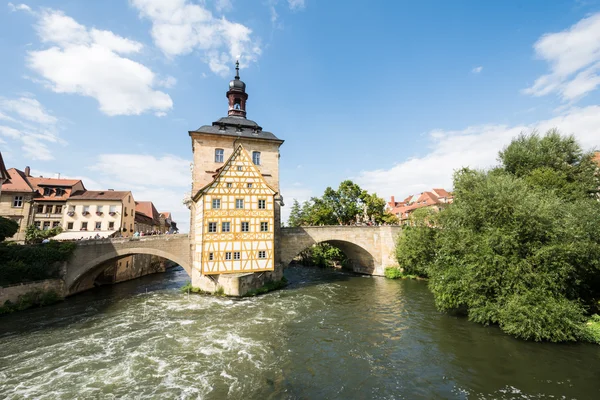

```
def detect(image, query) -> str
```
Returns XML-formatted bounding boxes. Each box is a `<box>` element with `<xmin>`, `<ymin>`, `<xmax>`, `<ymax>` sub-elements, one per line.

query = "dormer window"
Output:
<box><xmin>215</xmin><ymin>149</ymin><xmax>224</xmax><ymax>163</ymax></box>
<box><xmin>43</xmin><ymin>187</ymin><xmax>52</xmax><ymax>196</ymax></box>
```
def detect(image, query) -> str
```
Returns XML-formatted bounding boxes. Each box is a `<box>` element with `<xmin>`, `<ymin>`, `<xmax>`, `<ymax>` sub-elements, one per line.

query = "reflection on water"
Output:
<box><xmin>1</xmin><ymin>266</ymin><xmax>599</xmax><ymax>399</ymax></box>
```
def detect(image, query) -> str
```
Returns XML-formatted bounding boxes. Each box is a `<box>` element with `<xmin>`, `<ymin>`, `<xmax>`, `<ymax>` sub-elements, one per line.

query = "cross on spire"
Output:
<box><xmin>235</xmin><ymin>60</ymin><xmax>240</xmax><ymax>80</ymax></box>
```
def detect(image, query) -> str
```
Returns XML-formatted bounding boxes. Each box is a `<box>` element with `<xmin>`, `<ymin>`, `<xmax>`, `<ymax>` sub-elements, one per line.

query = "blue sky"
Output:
<box><xmin>1</xmin><ymin>0</ymin><xmax>600</xmax><ymax>231</ymax></box>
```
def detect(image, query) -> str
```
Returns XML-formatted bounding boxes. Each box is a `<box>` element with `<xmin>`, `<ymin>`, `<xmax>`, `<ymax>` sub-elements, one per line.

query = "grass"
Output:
<box><xmin>384</xmin><ymin>267</ymin><xmax>421</xmax><ymax>280</ymax></box>
<box><xmin>243</xmin><ymin>277</ymin><xmax>288</xmax><ymax>297</ymax></box>
<box><xmin>179</xmin><ymin>282</ymin><xmax>228</xmax><ymax>296</ymax></box>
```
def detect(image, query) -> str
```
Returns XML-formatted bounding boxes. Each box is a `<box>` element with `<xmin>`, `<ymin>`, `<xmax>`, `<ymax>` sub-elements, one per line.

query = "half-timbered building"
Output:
<box><xmin>189</xmin><ymin>62</ymin><xmax>284</xmax><ymax>281</ymax></box>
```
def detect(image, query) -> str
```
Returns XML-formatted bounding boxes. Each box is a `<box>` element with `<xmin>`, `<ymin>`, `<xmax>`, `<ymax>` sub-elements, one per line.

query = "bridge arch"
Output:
<box><xmin>279</xmin><ymin>226</ymin><xmax>401</xmax><ymax>275</ymax></box>
<box><xmin>65</xmin><ymin>235</ymin><xmax>191</xmax><ymax>295</ymax></box>
<box><xmin>287</xmin><ymin>239</ymin><xmax>376</xmax><ymax>274</ymax></box>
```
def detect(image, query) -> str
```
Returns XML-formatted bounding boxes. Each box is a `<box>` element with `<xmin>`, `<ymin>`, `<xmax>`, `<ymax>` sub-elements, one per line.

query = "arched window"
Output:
<box><xmin>252</xmin><ymin>151</ymin><xmax>261</xmax><ymax>165</ymax></box>
<box><xmin>215</xmin><ymin>148</ymin><xmax>224</xmax><ymax>163</ymax></box>
<box><xmin>234</xmin><ymin>98</ymin><xmax>241</xmax><ymax>110</ymax></box>
<box><xmin>234</xmin><ymin>103</ymin><xmax>241</xmax><ymax>110</ymax></box>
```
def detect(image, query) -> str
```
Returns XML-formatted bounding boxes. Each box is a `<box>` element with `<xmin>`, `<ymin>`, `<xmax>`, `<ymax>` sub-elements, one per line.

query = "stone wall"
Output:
<box><xmin>0</xmin><ymin>279</ymin><xmax>65</xmax><ymax>304</ymax></box>
<box><xmin>191</xmin><ymin>263</ymin><xmax>284</xmax><ymax>296</ymax></box>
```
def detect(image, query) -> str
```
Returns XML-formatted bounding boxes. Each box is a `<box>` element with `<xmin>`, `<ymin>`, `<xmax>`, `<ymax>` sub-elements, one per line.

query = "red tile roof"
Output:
<box><xmin>27</xmin><ymin>176</ymin><xmax>84</xmax><ymax>201</ymax></box>
<box><xmin>388</xmin><ymin>188</ymin><xmax>453</xmax><ymax>219</ymax></box>
<box><xmin>1</xmin><ymin>168</ymin><xmax>34</xmax><ymax>192</ymax></box>
<box><xmin>69</xmin><ymin>190</ymin><xmax>131</xmax><ymax>200</ymax></box>
<box><xmin>135</xmin><ymin>201</ymin><xmax>160</xmax><ymax>223</ymax></box>
<box><xmin>593</xmin><ymin>151</ymin><xmax>600</xmax><ymax>167</ymax></box>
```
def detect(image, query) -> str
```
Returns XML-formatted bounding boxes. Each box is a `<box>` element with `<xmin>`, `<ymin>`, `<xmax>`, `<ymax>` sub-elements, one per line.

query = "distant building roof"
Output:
<box><xmin>69</xmin><ymin>190</ymin><xmax>131</xmax><ymax>201</ymax></box>
<box><xmin>190</xmin><ymin>116</ymin><xmax>283</xmax><ymax>143</ymax></box>
<box><xmin>27</xmin><ymin>176</ymin><xmax>84</xmax><ymax>202</ymax></box>
<box><xmin>593</xmin><ymin>151</ymin><xmax>600</xmax><ymax>167</ymax></box>
<box><xmin>1</xmin><ymin>168</ymin><xmax>34</xmax><ymax>193</ymax></box>
<box><xmin>135</xmin><ymin>201</ymin><xmax>160</xmax><ymax>224</ymax></box>
<box><xmin>388</xmin><ymin>189</ymin><xmax>454</xmax><ymax>219</ymax></box>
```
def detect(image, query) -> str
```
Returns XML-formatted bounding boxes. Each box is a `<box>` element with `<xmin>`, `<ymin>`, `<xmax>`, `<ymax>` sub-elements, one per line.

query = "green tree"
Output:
<box><xmin>288</xmin><ymin>199</ymin><xmax>303</xmax><ymax>227</ymax></box>
<box><xmin>395</xmin><ymin>208</ymin><xmax>438</xmax><ymax>277</ymax></box>
<box><xmin>0</xmin><ymin>216</ymin><xmax>19</xmax><ymax>242</ymax></box>
<box><xmin>499</xmin><ymin>130</ymin><xmax>600</xmax><ymax>200</ymax></box>
<box><xmin>323</xmin><ymin>180</ymin><xmax>365</xmax><ymax>225</ymax></box>
<box><xmin>399</xmin><ymin>130</ymin><xmax>600</xmax><ymax>342</ymax></box>
<box><xmin>25</xmin><ymin>225</ymin><xmax>63</xmax><ymax>244</ymax></box>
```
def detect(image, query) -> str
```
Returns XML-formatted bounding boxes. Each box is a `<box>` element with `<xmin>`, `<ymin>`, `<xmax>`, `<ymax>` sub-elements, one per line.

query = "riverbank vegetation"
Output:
<box><xmin>294</xmin><ymin>243</ymin><xmax>349</xmax><ymax>269</ymax></box>
<box><xmin>0</xmin><ymin>289</ymin><xmax>62</xmax><ymax>315</ymax></box>
<box><xmin>288</xmin><ymin>180</ymin><xmax>398</xmax><ymax>226</ymax></box>
<box><xmin>392</xmin><ymin>130</ymin><xmax>600</xmax><ymax>343</ymax></box>
<box><xmin>0</xmin><ymin>241</ymin><xmax>76</xmax><ymax>286</ymax></box>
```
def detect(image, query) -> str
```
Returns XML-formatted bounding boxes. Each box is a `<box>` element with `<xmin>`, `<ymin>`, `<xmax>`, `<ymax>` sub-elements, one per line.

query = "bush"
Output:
<box><xmin>0</xmin><ymin>241</ymin><xmax>76</xmax><ymax>286</ymax></box>
<box><xmin>582</xmin><ymin>315</ymin><xmax>600</xmax><ymax>344</ymax></box>
<box><xmin>297</xmin><ymin>243</ymin><xmax>348</xmax><ymax>269</ymax></box>
<box><xmin>402</xmin><ymin>131</ymin><xmax>600</xmax><ymax>343</ymax></box>
<box><xmin>0</xmin><ymin>217</ymin><xmax>19</xmax><ymax>242</ymax></box>
<box><xmin>384</xmin><ymin>267</ymin><xmax>419</xmax><ymax>280</ymax></box>
<box><xmin>0</xmin><ymin>289</ymin><xmax>62</xmax><ymax>314</ymax></box>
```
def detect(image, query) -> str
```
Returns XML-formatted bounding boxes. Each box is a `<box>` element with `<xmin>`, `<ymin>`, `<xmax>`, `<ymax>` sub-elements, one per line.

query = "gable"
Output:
<box><xmin>194</xmin><ymin>144</ymin><xmax>277</xmax><ymax>200</ymax></box>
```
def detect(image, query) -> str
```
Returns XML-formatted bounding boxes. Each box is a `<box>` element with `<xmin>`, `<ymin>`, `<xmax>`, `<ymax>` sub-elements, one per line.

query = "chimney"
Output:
<box><xmin>24</xmin><ymin>166</ymin><xmax>30</xmax><ymax>177</ymax></box>
<box><xmin>390</xmin><ymin>196</ymin><xmax>395</xmax><ymax>205</ymax></box>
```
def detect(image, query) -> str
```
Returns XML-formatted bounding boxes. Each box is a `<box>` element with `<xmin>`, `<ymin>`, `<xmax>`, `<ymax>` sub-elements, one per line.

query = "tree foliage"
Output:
<box><xmin>0</xmin><ymin>216</ymin><xmax>19</xmax><ymax>242</ymax></box>
<box><xmin>296</xmin><ymin>243</ymin><xmax>349</xmax><ymax>269</ymax></box>
<box><xmin>25</xmin><ymin>225</ymin><xmax>63</xmax><ymax>244</ymax></box>
<box><xmin>287</xmin><ymin>180</ymin><xmax>397</xmax><ymax>226</ymax></box>
<box><xmin>0</xmin><ymin>241</ymin><xmax>76</xmax><ymax>286</ymax></box>
<box><xmin>397</xmin><ymin>130</ymin><xmax>600</xmax><ymax>342</ymax></box>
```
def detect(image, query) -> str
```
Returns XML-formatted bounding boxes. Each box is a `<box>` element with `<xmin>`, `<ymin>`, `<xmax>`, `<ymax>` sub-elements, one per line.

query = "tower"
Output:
<box><xmin>188</xmin><ymin>62</ymin><xmax>284</xmax><ymax>295</ymax></box>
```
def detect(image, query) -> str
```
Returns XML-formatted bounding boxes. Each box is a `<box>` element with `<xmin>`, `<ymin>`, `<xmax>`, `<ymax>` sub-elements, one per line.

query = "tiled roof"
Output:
<box><xmin>1</xmin><ymin>168</ymin><xmax>34</xmax><ymax>192</ymax></box>
<box><xmin>69</xmin><ymin>190</ymin><xmax>130</xmax><ymax>200</ymax></box>
<box><xmin>27</xmin><ymin>177</ymin><xmax>81</xmax><ymax>187</ymax></box>
<box><xmin>27</xmin><ymin>176</ymin><xmax>84</xmax><ymax>202</ymax></box>
<box><xmin>388</xmin><ymin>188</ymin><xmax>453</xmax><ymax>217</ymax></box>
<box><xmin>135</xmin><ymin>201</ymin><xmax>160</xmax><ymax>223</ymax></box>
<box><xmin>160</xmin><ymin>212</ymin><xmax>171</xmax><ymax>219</ymax></box>
<box><xmin>190</xmin><ymin>116</ymin><xmax>283</xmax><ymax>143</ymax></box>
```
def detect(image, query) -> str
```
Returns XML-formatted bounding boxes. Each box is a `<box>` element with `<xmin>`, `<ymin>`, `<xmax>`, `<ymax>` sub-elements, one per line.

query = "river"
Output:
<box><xmin>0</xmin><ymin>266</ymin><xmax>599</xmax><ymax>399</ymax></box>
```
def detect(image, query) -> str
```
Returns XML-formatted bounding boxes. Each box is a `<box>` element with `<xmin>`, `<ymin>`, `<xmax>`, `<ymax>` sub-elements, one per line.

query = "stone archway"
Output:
<box><xmin>279</xmin><ymin>226</ymin><xmax>401</xmax><ymax>276</ymax></box>
<box><xmin>66</xmin><ymin>247</ymin><xmax>192</xmax><ymax>295</ymax></box>
<box><xmin>288</xmin><ymin>239</ymin><xmax>377</xmax><ymax>274</ymax></box>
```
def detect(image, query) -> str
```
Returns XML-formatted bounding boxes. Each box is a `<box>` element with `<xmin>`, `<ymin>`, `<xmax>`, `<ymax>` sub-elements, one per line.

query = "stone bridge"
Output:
<box><xmin>65</xmin><ymin>234</ymin><xmax>191</xmax><ymax>294</ymax></box>
<box><xmin>279</xmin><ymin>226</ymin><xmax>401</xmax><ymax>275</ymax></box>
<box><xmin>65</xmin><ymin>226</ymin><xmax>401</xmax><ymax>294</ymax></box>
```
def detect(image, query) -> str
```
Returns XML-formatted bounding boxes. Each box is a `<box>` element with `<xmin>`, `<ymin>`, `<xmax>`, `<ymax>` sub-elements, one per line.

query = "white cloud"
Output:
<box><xmin>215</xmin><ymin>0</ymin><xmax>233</xmax><ymax>12</ymax></box>
<box><xmin>355</xmin><ymin>105</ymin><xmax>600</xmax><ymax>201</ymax></box>
<box><xmin>0</xmin><ymin>96</ymin><xmax>63</xmax><ymax>161</ymax></box>
<box><xmin>88</xmin><ymin>154</ymin><xmax>192</xmax><ymax>231</ymax></box>
<box><xmin>472</xmin><ymin>66</ymin><xmax>483</xmax><ymax>73</ymax></box>
<box><xmin>130</xmin><ymin>0</ymin><xmax>261</xmax><ymax>76</ymax></box>
<box><xmin>0</xmin><ymin>96</ymin><xmax>57</xmax><ymax>124</ymax></box>
<box><xmin>288</xmin><ymin>0</ymin><xmax>305</xmax><ymax>10</ymax></box>
<box><xmin>24</xmin><ymin>8</ymin><xmax>172</xmax><ymax>116</ymax></box>
<box><xmin>524</xmin><ymin>12</ymin><xmax>600</xmax><ymax>102</ymax></box>
<box><xmin>7</xmin><ymin>2</ymin><xmax>31</xmax><ymax>12</ymax></box>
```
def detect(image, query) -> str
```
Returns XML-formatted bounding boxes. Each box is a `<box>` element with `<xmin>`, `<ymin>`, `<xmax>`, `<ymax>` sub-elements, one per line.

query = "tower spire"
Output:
<box><xmin>227</xmin><ymin>60</ymin><xmax>248</xmax><ymax>118</ymax></box>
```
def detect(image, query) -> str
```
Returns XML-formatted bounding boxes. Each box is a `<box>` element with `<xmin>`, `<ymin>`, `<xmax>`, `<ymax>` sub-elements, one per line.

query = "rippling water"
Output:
<box><xmin>1</xmin><ymin>266</ymin><xmax>599</xmax><ymax>399</ymax></box>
